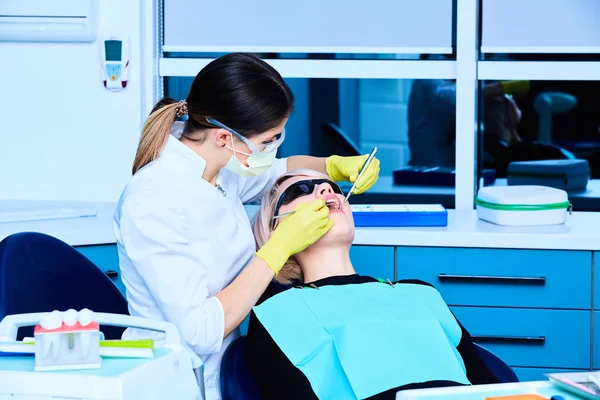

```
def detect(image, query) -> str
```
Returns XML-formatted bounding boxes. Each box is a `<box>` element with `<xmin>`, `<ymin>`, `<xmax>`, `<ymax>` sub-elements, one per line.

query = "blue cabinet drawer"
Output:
<box><xmin>513</xmin><ymin>367</ymin><xmax>588</xmax><ymax>382</ymax></box>
<box><xmin>593</xmin><ymin>311</ymin><xmax>600</xmax><ymax>369</ymax></box>
<box><xmin>75</xmin><ymin>244</ymin><xmax>125</xmax><ymax>294</ymax></box>
<box><xmin>594</xmin><ymin>252</ymin><xmax>600</xmax><ymax>310</ymax></box>
<box><xmin>451</xmin><ymin>306</ymin><xmax>591</xmax><ymax>369</ymax></box>
<box><xmin>397</xmin><ymin>247</ymin><xmax>591</xmax><ymax>309</ymax></box>
<box><xmin>350</xmin><ymin>245</ymin><xmax>394</xmax><ymax>281</ymax></box>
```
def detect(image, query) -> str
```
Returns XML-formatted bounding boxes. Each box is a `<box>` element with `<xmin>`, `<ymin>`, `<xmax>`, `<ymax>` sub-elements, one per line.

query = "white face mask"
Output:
<box><xmin>224</xmin><ymin>137</ymin><xmax>277</xmax><ymax>177</ymax></box>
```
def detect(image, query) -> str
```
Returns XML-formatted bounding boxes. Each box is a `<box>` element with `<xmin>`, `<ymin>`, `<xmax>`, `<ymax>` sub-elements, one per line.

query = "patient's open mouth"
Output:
<box><xmin>325</xmin><ymin>196</ymin><xmax>342</xmax><ymax>211</ymax></box>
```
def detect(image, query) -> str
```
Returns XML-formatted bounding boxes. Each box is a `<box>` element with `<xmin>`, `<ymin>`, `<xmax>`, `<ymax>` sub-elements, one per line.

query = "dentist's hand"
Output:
<box><xmin>325</xmin><ymin>154</ymin><xmax>381</xmax><ymax>194</ymax></box>
<box><xmin>256</xmin><ymin>199</ymin><xmax>334</xmax><ymax>274</ymax></box>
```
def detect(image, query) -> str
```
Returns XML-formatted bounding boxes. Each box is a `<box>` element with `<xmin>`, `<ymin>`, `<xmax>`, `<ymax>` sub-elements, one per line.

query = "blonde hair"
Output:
<box><xmin>132</xmin><ymin>100</ymin><xmax>180</xmax><ymax>174</ymax></box>
<box><xmin>253</xmin><ymin>169</ymin><xmax>329</xmax><ymax>285</ymax></box>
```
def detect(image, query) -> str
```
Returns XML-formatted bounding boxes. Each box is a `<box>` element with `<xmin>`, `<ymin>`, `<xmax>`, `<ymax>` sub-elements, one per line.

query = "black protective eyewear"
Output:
<box><xmin>273</xmin><ymin>179</ymin><xmax>343</xmax><ymax>219</ymax></box>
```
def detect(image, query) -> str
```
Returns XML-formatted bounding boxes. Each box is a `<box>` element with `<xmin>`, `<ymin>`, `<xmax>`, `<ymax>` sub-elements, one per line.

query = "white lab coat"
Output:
<box><xmin>113</xmin><ymin>131</ymin><xmax>288</xmax><ymax>400</ymax></box>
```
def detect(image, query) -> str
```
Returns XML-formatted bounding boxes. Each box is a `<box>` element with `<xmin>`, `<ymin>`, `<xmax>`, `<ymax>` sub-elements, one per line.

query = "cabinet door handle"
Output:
<box><xmin>105</xmin><ymin>270</ymin><xmax>119</xmax><ymax>279</ymax></box>
<box><xmin>472</xmin><ymin>335</ymin><xmax>546</xmax><ymax>344</ymax></box>
<box><xmin>438</xmin><ymin>274</ymin><xmax>546</xmax><ymax>285</ymax></box>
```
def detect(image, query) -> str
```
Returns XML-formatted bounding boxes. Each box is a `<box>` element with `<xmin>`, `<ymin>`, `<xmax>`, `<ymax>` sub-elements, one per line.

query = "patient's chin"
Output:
<box><xmin>315</xmin><ymin>218</ymin><xmax>355</xmax><ymax>247</ymax></box>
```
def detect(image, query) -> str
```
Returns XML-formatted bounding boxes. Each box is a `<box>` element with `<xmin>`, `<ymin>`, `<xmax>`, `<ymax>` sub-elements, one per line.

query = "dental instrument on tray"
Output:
<box><xmin>343</xmin><ymin>147</ymin><xmax>378</xmax><ymax>205</ymax></box>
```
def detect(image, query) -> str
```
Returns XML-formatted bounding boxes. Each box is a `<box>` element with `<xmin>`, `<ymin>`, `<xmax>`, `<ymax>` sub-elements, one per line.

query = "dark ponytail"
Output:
<box><xmin>186</xmin><ymin>53</ymin><xmax>294</xmax><ymax>136</ymax></box>
<box><xmin>132</xmin><ymin>53</ymin><xmax>294</xmax><ymax>175</ymax></box>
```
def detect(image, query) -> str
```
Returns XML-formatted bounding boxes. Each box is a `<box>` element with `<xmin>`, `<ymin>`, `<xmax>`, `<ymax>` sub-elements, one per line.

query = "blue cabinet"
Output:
<box><xmin>397</xmin><ymin>247</ymin><xmax>591</xmax><ymax>310</ymax></box>
<box><xmin>239</xmin><ymin>314</ymin><xmax>250</xmax><ymax>336</ymax></box>
<box><xmin>594</xmin><ymin>311</ymin><xmax>600</xmax><ymax>369</ymax></box>
<box><xmin>451</xmin><ymin>307</ymin><xmax>591</xmax><ymax>369</ymax></box>
<box><xmin>595</xmin><ymin>252</ymin><xmax>600</xmax><ymax>310</ymax></box>
<box><xmin>75</xmin><ymin>244</ymin><xmax>125</xmax><ymax>294</ymax></box>
<box><xmin>350</xmin><ymin>245</ymin><xmax>394</xmax><ymax>281</ymax></box>
<box><xmin>396</xmin><ymin>246</ymin><xmax>595</xmax><ymax>376</ymax></box>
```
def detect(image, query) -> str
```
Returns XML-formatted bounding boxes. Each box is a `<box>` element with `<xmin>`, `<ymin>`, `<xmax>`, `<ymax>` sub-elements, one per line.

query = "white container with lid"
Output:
<box><xmin>476</xmin><ymin>185</ymin><xmax>571</xmax><ymax>226</ymax></box>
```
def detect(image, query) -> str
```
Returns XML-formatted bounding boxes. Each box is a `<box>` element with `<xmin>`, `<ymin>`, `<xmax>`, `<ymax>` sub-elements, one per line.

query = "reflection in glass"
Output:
<box><xmin>407</xmin><ymin>78</ymin><xmax>528</xmax><ymax>170</ymax></box>
<box><xmin>482</xmin><ymin>80</ymin><xmax>600</xmax><ymax>179</ymax></box>
<box><xmin>407</xmin><ymin>79</ymin><xmax>457</xmax><ymax>168</ymax></box>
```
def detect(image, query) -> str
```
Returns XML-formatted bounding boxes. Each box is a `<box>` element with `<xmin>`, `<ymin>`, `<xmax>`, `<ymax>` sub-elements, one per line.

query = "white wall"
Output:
<box><xmin>0</xmin><ymin>0</ymin><xmax>147</xmax><ymax>202</ymax></box>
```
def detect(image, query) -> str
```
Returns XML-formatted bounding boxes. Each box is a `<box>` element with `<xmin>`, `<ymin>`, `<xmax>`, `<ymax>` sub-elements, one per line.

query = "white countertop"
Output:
<box><xmin>2</xmin><ymin>200</ymin><xmax>600</xmax><ymax>251</ymax></box>
<box><xmin>0</xmin><ymin>200</ymin><xmax>117</xmax><ymax>247</ymax></box>
<box><xmin>353</xmin><ymin>209</ymin><xmax>600</xmax><ymax>251</ymax></box>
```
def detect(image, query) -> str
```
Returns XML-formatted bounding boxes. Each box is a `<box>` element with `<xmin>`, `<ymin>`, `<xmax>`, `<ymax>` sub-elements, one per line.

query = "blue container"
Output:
<box><xmin>351</xmin><ymin>204</ymin><xmax>448</xmax><ymax>227</ymax></box>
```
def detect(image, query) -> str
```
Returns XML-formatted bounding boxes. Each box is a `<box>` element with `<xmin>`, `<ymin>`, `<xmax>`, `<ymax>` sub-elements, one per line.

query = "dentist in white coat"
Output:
<box><xmin>113</xmin><ymin>53</ymin><xmax>380</xmax><ymax>399</ymax></box>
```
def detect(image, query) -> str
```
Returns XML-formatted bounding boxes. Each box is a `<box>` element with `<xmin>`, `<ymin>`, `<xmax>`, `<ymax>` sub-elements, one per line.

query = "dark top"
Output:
<box><xmin>244</xmin><ymin>274</ymin><xmax>500</xmax><ymax>400</ymax></box>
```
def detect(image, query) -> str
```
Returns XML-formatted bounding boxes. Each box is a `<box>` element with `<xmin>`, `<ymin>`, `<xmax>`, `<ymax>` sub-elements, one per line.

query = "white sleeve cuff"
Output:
<box><xmin>193</xmin><ymin>295</ymin><xmax>225</xmax><ymax>356</ymax></box>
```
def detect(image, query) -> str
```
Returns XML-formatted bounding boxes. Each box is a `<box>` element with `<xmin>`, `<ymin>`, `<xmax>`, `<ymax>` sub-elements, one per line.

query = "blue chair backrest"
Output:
<box><xmin>474</xmin><ymin>343</ymin><xmax>519</xmax><ymax>383</ymax></box>
<box><xmin>0</xmin><ymin>232</ymin><xmax>129</xmax><ymax>340</ymax></box>
<box><xmin>220</xmin><ymin>336</ymin><xmax>262</xmax><ymax>400</ymax></box>
<box><xmin>220</xmin><ymin>337</ymin><xmax>518</xmax><ymax>399</ymax></box>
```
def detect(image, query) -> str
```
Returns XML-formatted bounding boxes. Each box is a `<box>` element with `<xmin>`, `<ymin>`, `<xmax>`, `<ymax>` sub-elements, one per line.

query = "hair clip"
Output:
<box><xmin>175</xmin><ymin>100</ymin><xmax>188</xmax><ymax>117</ymax></box>
<box><xmin>309</xmin><ymin>284</ymin><xmax>320</xmax><ymax>290</ymax></box>
<box><xmin>386</xmin><ymin>279</ymin><xmax>395</xmax><ymax>288</ymax></box>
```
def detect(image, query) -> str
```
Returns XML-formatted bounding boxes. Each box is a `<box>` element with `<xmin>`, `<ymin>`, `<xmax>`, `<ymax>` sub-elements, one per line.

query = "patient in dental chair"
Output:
<box><xmin>244</xmin><ymin>169</ymin><xmax>500</xmax><ymax>400</ymax></box>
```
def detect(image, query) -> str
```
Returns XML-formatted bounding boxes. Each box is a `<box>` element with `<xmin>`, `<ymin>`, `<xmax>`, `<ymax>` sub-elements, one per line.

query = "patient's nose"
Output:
<box><xmin>316</xmin><ymin>183</ymin><xmax>335</xmax><ymax>197</ymax></box>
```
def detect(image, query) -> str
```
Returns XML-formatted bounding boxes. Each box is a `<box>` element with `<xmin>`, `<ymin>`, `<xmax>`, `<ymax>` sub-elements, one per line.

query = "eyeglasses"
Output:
<box><xmin>206</xmin><ymin>117</ymin><xmax>285</xmax><ymax>154</ymax></box>
<box><xmin>273</xmin><ymin>179</ymin><xmax>343</xmax><ymax>219</ymax></box>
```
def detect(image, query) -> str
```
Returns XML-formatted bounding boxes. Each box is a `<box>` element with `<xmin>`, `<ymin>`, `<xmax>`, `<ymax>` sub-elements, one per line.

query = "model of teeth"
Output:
<box><xmin>78</xmin><ymin>309</ymin><xmax>94</xmax><ymax>356</ymax></box>
<box><xmin>77</xmin><ymin>308</ymin><xmax>94</xmax><ymax>326</ymax></box>
<box><xmin>39</xmin><ymin>310</ymin><xmax>62</xmax><ymax>359</ymax></box>
<box><xmin>40</xmin><ymin>310</ymin><xmax>62</xmax><ymax>330</ymax></box>
<box><xmin>80</xmin><ymin>331</ymin><xmax>90</xmax><ymax>357</ymax></box>
<box><xmin>62</xmin><ymin>309</ymin><xmax>77</xmax><ymax>327</ymax></box>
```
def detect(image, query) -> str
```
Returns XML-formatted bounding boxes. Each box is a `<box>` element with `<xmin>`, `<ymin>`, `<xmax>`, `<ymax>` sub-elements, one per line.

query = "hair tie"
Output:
<box><xmin>175</xmin><ymin>100</ymin><xmax>188</xmax><ymax>117</ymax></box>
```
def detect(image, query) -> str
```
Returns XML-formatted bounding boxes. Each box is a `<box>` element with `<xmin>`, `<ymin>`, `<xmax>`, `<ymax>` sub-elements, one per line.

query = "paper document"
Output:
<box><xmin>0</xmin><ymin>207</ymin><xmax>97</xmax><ymax>224</ymax></box>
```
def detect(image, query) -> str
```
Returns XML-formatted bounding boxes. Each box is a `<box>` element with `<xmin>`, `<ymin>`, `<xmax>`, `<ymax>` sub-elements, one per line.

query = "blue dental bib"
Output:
<box><xmin>253</xmin><ymin>282</ymin><xmax>470</xmax><ymax>399</ymax></box>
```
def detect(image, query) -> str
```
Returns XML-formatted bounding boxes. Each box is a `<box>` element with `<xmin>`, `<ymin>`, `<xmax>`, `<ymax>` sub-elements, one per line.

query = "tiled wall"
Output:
<box><xmin>359</xmin><ymin>79</ymin><xmax>413</xmax><ymax>176</ymax></box>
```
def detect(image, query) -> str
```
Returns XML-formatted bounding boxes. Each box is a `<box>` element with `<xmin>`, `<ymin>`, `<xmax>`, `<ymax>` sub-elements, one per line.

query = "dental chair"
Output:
<box><xmin>534</xmin><ymin>91</ymin><xmax>578</xmax><ymax>145</ymax></box>
<box><xmin>475</xmin><ymin>343</ymin><xmax>519</xmax><ymax>383</ymax></box>
<box><xmin>220</xmin><ymin>336</ymin><xmax>518</xmax><ymax>400</ymax></box>
<box><xmin>0</xmin><ymin>232</ymin><xmax>129</xmax><ymax>340</ymax></box>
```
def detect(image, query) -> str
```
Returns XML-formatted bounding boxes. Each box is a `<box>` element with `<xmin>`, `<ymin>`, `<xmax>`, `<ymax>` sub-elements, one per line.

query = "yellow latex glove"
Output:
<box><xmin>325</xmin><ymin>154</ymin><xmax>381</xmax><ymax>194</ymax></box>
<box><xmin>256</xmin><ymin>199</ymin><xmax>334</xmax><ymax>274</ymax></box>
<box><xmin>500</xmin><ymin>80</ymin><xmax>530</xmax><ymax>97</ymax></box>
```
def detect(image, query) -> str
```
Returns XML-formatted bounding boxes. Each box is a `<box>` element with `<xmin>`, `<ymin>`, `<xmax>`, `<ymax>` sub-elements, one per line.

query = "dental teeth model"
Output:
<box><xmin>34</xmin><ymin>308</ymin><xmax>101</xmax><ymax>371</ymax></box>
